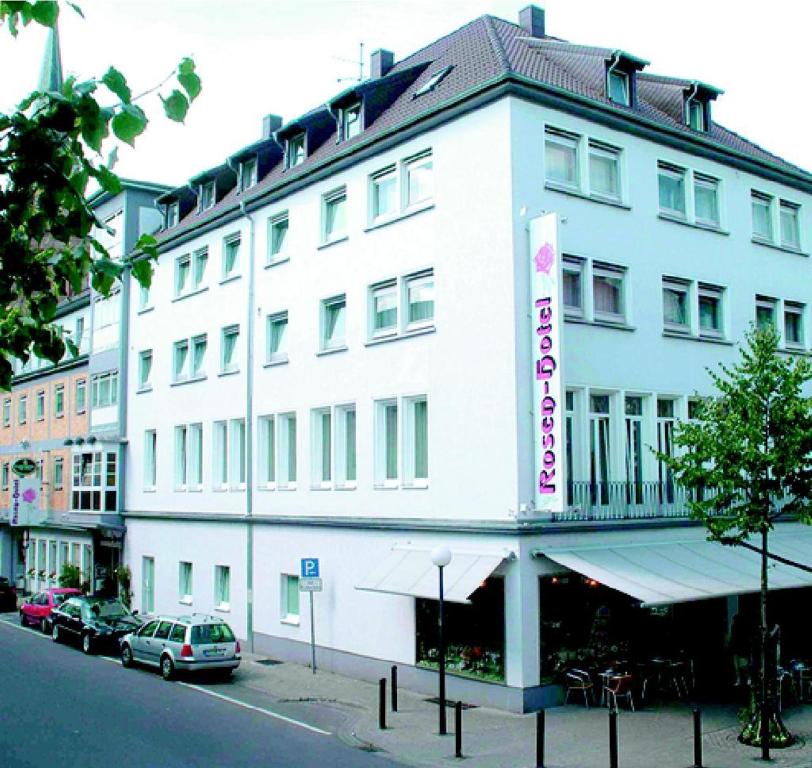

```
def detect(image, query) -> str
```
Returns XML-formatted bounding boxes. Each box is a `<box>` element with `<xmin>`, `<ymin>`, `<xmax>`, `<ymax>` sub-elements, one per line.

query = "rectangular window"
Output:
<box><xmin>563</xmin><ymin>258</ymin><xmax>584</xmax><ymax>317</ymax></box>
<box><xmin>138</xmin><ymin>282</ymin><xmax>151</xmax><ymax>311</ymax></box>
<box><xmin>688</xmin><ymin>100</ymin><xmax>705</xmax><ymax>131</ymax></box>
<box><xmin>75</xmin><ymin>379</ymin><xmax>86</xmax><ymax>414</ymax></box>
<box><xmin>312</xmin><ymin>408</ymin><xmax>332</xmax><ymax>487</ymax></box>
<box><xmin>258</xmin><ymin>415</ymin><xmax>275</xmax><ymax>487</ymax></box>
<box><xmin>286</xmin><ymin>133</ymin><xmax>305</xmax><ymax>168</ymax></box>
<box><xmin>142</xmin><ymin>556</ymin><xmax>155</xmax><ymax>614</ymax></box>
<box><xmin>780</xmin><ymin>201</ymin><xmax>801</xmax><ymax>250</ymax></box>
<box><xmin>191</xmin><ymin>334</ymin><xmax>207</xmax><ymax>377</ymax></box>
<box><xmin>179</xmin><ymin>561</ymin><xmax>193</xmax><ymax>604</ymax></box>
<box><xmin>173</xmin><ymin>340</ymin><xmax>189</xmax><ymax>381</ymax></box>
<box><xmin>545</xmin><ymin>128</ymin><xmax>579</xmax><ymax>188</ymax></box>
<box><xmin>336</xmin><ymin>405</ymin><xmax>356</xmax><ymax>487</ymax></box>
<box><xmin>592</xmin><ymin>263</ymin><xmax>625</xmax><ymax>322</ymax></box>
<box><xmin>230</xmin><ymin>419</ymin><xmax>246</xmax><ymax>488</ymax></box>
<box><xmin>405</xmin><ymin>271</ymin><xmax>434</xmax><ymax>329</ymax></box>
<box><xmin>90</xmin><ymin>371</ymin><xmax>118</xmax><ymax>408</ymax></box>
<box><xmin>756</xmin><ymin>295</ymin><xmax>777</xmax><ymax>331</ymax></box>
<box><xmin>321</xmin><ymin>296</ymin><xmax>346</xmax><ymax>351</ymax></box>
<box><xmin>281</xmin><ymin>574</ymin><xmax>300</xmax><ymax>622</ymax></box>
<box><xmin>405</xmin><ymin>151</ymin><xmax>433</xmax><ymax>207</ymax></box>
<box><xmin>267</xmin><ymin>312</ymin><xmax>288</xmax><ymax>363</ymax></box>
<box><xmin>589</xmin><ymin>394</ymin><xmax>611</xmax><ymax>504</ymax></box>
<box><xmin>138</xmin><ymin>350</ymin><xmax>152</xmax><ymax>390</ymax></box>
<box><xmin>214</xmin><ymin>565</ymin><xmax>230</xmax><ymax>610</ymax></box>
<box><xmin>694</xmin><ymin>174</ymin><xmax>720</xmax><ymax>227</ymax></box>
<box><xmin>405</xmin><ymin>396</ymin><xmax>428</xmax><ymax>485</ymax></box>
<box><xmin>200</xmin><ymin>181</ymin><xmax>215</xmax><ymax>211</ymax></box>
<box><xmin>1</xmin><ymin>462</ymin><xmax>8</xmax><ymax>491</ymax></box>
<box><xmin>607</xmin><ymin>70</ymin><xmax>629</xmax><ymax>105</ymax></box>
<box><xmin>166</xmin><ymin>201</ymin><xmax>179</xmax><ymax>228</ymax></box>
<box><xmin>278</xmin><ymin>412</ymin><xmax>297</xmax><ymax>488</ymax></box>
<box><xmin>376</xmin><ymin>400</ymin><xmax>398</xmax><ymax>486</ymax></box>
<box><xmin>53</xmin><ymin>457</ymin><xmax>64</xmax><ymax>490</ymax></box>
<box><xmin>371</xmin><ymin>166</ymin><xmax>397</xmax><ymax>221</ymax></box>
<box><xmin>588</xmin><ymin>141</ymin><xmax>621</xmax><ymax>200</ymax></box>
<box><xmin>213</xmin><ymin>421</ymin><xmax>228</xmax><ymax>489</ymax></box>
<box><xmin>342</xmin><ymin>102</ymin><xmax>362</xmax><ymax>140</ymax></box>
<box><xmin>785</xmin><ymin>303</ymin><xmax>804</xmax><ymax>348</ymax></box>
<box><xmin>2</xmin><ymin>398</ymin><xmax>9</xmax><ymax>427</ymax></box>
<box><xmin>240</xmin><ymin>157</ymin><xmax>257</xmax><ymax>191</ymax></box>
<box><xmin>662</xmin><ymin>278</ymin><xmax>690</xmax><ymax>332</ymax></box>
<box><xmin>221</xmin><ymin>325</ymin><xmax>239</xmax><ymax>374</ymax></box>
<box><xmin>322</xmin><ymin>187</ymin><xmax>347</xmax><ymax>243</ymax></box>
<box><xmin>144</xmin><ymin>430</ymin><xmax>157</xmax><ymax>489</ymax></box>
<box><xmin>222</xmin><ymin>234</ymin><xmax>240</xmax><ymax>279</ymax></box>
<box><xmin>174</xmin><ymin>425</ymin><xmax>188</xmax><ymax>490</ymax></box>
<box><xmin>18</xmin><ymin>395</ymin><xmax>27</xmax><ymax>424</ymax></box>
<box><xmin>268</xmin><ymin>213</ymin><xmax>288</xmax><ymax>262</ymax></box>
<box><xmin>54</xmin><ymin>385</ymin><xmax>65</xmax><ymax>418</ymax></box>
<box><xmin>658</xmin><ymin>162</ymin><xmax>687</xmax><ymax>218</ymax></box>
<box><xmin>36</xmin><ymin>390</ymin><xmax>45</xmax><ymax>420</ymax></box>
<box><xmin>698</xmin><ymin>284</ymin><xmax>724</xmax><ymax>337</ymax></box>
<box><xmin>371</xmin><ymin>282</ymin><xmax>397</xmax><ymax>336</ymax></box>
<box><xmin>192</xmin><ymin>248</ymin><xmax>208</xmax><ymax>290</ymax></box>
<box><xmin>175</xmin><ymin>254</ymin><xmax>191</xmax><ymax>296</ymax></box>
<box><xmin>752</xmin><ymin>192</ymin><xmax>773</xmax><ymax>241</ymax></box>
<box><xmin>189</xmin><ymin>423</ymin><xmax>203</xmax><ymax>489</ymax></box>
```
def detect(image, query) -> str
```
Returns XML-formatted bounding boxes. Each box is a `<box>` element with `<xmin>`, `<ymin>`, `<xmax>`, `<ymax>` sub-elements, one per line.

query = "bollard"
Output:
<box><xmin>693</xmin><ymin>707</ymin><xmax>703</xmax><ymax>768</ymax></box>
<box><xmin>536</xmin><ymin>709</ymin><xmax>545</xmax><ymax>768</ymax></box>
<box><xmin>455</xmin><ymin>701</ymin><xmax>463</xmax><ymax>758</ymax></box>
<box><xmin>379</xmin><ymin>677</ymin><xmax>386</xmax><ymax>729</ymax></box>
<box><xmin>609</xmin><ymin>708</ymin><xmax>618</xmax><ymax>768</ymax></box>
<box><xmin>391</xmin><ymin>665</ymin><xmax>398</xmax><ymax>712</ymax></box>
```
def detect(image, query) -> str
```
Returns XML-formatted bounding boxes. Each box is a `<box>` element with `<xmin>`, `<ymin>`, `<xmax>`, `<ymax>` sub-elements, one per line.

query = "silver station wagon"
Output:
<box><xmin>120</xmin><ymin>614</ymin><xmax>241</xmax><ymax>680</ymax></box>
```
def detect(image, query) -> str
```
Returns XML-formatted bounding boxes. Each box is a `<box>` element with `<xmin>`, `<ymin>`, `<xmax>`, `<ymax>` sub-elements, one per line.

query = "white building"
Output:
<box><xmin>123</xmin><ymin>6</ymin><xmax>812</xmax><ymax>710</ymax></box>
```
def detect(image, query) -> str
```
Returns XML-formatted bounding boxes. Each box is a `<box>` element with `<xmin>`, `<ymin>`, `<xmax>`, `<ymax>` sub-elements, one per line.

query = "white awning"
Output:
<box><xmin>534</xmin><ymin>528</ymin><xmax>812</xmax><ymax>606</ymax></box>
<box><xmin>356</xmin><ymin>546</ymin><xmax>511</xmax><ymax>604</ymax></box>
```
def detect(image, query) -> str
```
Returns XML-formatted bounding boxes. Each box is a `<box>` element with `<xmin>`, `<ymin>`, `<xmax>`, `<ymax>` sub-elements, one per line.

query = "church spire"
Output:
<box><xmin>37</xmin><ymin>21</ymin><xmax>63</xmax><ymax>92</ymax></box>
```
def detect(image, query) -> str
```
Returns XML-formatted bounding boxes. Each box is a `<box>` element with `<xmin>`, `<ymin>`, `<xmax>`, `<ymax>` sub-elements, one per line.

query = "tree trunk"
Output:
<box><xmin>760</xmin><ymin>526</ymin><xmax>769</xmax><ymax>761</ymax></box>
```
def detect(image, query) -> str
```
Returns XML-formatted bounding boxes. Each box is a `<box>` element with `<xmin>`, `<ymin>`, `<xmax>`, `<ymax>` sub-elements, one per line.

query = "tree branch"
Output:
<box><xmin>720</xmin><ymin>537</ymin><xmax>812</xmax><ymax>574</ymax></box>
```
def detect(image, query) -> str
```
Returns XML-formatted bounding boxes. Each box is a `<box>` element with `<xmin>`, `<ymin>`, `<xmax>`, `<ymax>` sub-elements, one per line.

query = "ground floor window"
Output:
<box><xmin>415</xmin><ymin>577</ymin><xmax>505</xmax><ymax>682</ymax></box>
<box><xmin>214</xmin><ymin>565</ymin><xmax>230</xmax><ymax>610</ymax></box>
<box><xmin>142</xmin><ymin>556</ymin><xmax>154</xmax><ymax>614</ymax></box>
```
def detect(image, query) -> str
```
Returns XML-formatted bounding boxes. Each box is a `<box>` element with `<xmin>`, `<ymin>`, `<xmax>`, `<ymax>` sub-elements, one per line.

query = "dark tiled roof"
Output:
<box><xmin>159</xmin><ymin>14</ymin><xmax>811</xmax><ymax>241</ymax></box>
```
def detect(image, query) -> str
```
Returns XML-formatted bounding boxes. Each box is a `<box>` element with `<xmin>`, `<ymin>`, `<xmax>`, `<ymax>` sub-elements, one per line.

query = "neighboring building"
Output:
<box><xmin>121</xmin><ymin>6</ymin><xmax>812</xmax><ymax>711</ymax></box>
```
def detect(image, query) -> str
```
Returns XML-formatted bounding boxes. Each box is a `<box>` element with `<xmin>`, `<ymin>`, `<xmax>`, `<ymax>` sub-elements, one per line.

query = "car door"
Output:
<box><xmin>131</xmin><ymin>620</ymin><xmax>159</xmax><ymax>663</ymax></box>
<box><xmin>67</xmin><ymin>601</ymin><xmax>84</xmax><ymax>637</ymax></box>
<box><xmin>149</xmin><ymin>621</ymin><xmax>174</xmax><ymax>664</ymax></box>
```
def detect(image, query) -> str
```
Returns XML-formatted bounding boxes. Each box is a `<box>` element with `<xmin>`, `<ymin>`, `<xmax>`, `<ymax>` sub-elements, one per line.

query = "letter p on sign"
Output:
<box><xmin>301</xmin><ymin>558</ymin><xmax>320</xmax><ymax>578</ymax></box>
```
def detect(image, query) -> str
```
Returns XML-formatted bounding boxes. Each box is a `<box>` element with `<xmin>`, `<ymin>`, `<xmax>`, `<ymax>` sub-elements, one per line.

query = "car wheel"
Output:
<box><xmin>19</xmin><ymin>610</ymin><xmax>26</xmax><ymax>626</ymax></box>
<box><xmin>121</xmin><ymin>644</ymin><xmax>134</xmax><ymax>668</ymax></box>
<box><xmin>160</xmin><ymin>655</ymin><xmax>175</xmax><ymax>681</ymax></box>
<box><xmin>52</xmin><ymin>624</ymin><xmax>60</xmax><ymax>643</ymax></box>
<box><xmin>40</xmin><ymin>617</ymin><xmax>49</xmax><ymax>634</ymax></box>
<box><xmin>216</xmin><ymin>669</ymin><xmax>233</xmax><ymax>681</ymax></box>
<box><xmin>82</xmin><ymin>632</ymin><xmax>94</xmax><ymax>655</ymax></box>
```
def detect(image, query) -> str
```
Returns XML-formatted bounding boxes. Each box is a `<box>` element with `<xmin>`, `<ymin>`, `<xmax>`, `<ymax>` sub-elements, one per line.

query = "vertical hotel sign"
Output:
<box><xmin>530</xmin><ymin>213</ymin><xmax>565</xmax><ymax>515</ymax></box>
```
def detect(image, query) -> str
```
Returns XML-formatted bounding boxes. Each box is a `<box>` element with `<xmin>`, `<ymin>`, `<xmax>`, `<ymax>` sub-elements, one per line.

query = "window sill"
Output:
<box><xmin>136</xmin><ymin>306</ymin><xmax>155</xmax><ymax>316</ymax></box>
<box><xmin>219</xmin><ymin>274</ymin><xmax>242</xmax><ymax>286</ymax></box>
<box><xmin>335</xmin><ymin>483</ymin><xmax>357</xmax><ymax>491</ymax></box>
<box><xmin>214</xmin><ymin>605</ymin><xmax>231</xmax><ymax>613</ymax></box>
<box><xmin>170</xmin><ymin>375</ymin><xmax>207</xmax><ymax>388</ymax></box>
<box><xmin>277</xmin><ymin>484</ymin><xmax>297</xmax><ymax>491</ymax></box>
<box><xmin>402</xmin><ymin>482</ymin><xmax>429</xmax><ymax>490</ymax></box>
<box><xmin>317</xmin><ymin>235</ymin><xmax>349</xmax><ymax>251</ymax></box>
<box><xmin>310</xmin><ymin>484</ymin><xmax>332</xmax><ymax>491</ymax></box>
<box><xmin>265</xmin><ymin>256</ymin><xmax>290</xmax><ymax>269</ymax></box>
<box><xmin>316</xmin><ymin>345</ymin><xmax>348</xmax><ymax>357</ymax></box>
<box><xmin>364</xmin><ymin>202</ymin><xmax>435</xmax><ymax>233</ymax></box>
<box><xmin>218</xmin><ymin>369</ymin><xmax>240</xmax><ymax>378</ymax></box>
<box><xmin>657</xmin><ymin>213</ymin><xmax>728</xmax><ymax>235</ymax></box>
<box><xmin>257</xmin><ymin>484</ymin><xmax>277</xmax><ymax>491</ymax></box>
<box><xmin>179</xmin><ymin>598</ymin><xmax>192</xmax><ymax>606</ymax></box>
<box><xmin>564</xmin><ymin>316</ymin><xmax>635</xmax><ymax>332</ymax></box>
<box><xmin>171</xmin><ymin>286</ymin><xmax>209</xmax><ymax>303</ymax></box>
<box><xmin>281</xmin><ymin>617</ymin><xmax>300</xmax><ymax>627</ymax></box>
<box><xmin>543</xmin><ymin>181</ymin><xmax>630</xmax><ymax>210</ymax></box>
<box><xmin>778</xmin><ymin>346</ymin><xmax>809</xmax><ymax>356</ymax></box>
<box><xmin>143</xmin><ymin>487</ymin><xmax>156</xmax><ymax>493</ymax></box>
<box><xmin>263</xmin><ymin>357</ymin><xmax>289</xmax><ymax>368</ymax></box>
<box><xmin>662</xmin><ymin>329</ymin><xmax>733</xmax><ymax>345</ymax></box>
<box><xmin>751</xmin><ymin>237</ymin><xmax>808</xmax><ymax>257</ymax></box>
<box><xmin>373</xmin><ymin>483</ymin><xmax>400</xmax><ymax>490</ymax></box>
<box><xmin>365</xmin><ymin>326</ymin><xmax>436</xmax><ymax>348</ymax></box>
<box><xmin>136</xmin><ymin>385</ymin><xmax>153</xmax><ymax>394</ymax></box>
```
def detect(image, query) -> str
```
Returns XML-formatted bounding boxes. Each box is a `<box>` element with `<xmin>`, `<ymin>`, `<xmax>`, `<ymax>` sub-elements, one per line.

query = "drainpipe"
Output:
<box><xmin>606</xmin><ymin>50</ymin><xmax>623</xmax><ymax>101</ymax></box>
<box><xmin>685</xmin><ymin>81</ymin><xmax>700</xmax><ymax>125</ymax></box>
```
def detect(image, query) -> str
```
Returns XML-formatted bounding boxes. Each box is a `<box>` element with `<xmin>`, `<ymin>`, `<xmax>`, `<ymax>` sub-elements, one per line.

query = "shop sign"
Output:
<box><xmin>10</xmin><ymin>475</ymin><xmax>45</xmax><ymax>527</ymax></box>
<box><xmin>11</xmin><ymin>458</ymin><xmax>36</xmax><ymax>477</ymax></box>
<box><xmin>529</xmin><ymin>213</ymin><xmax>566</xmax><ymax>516</ymax></box>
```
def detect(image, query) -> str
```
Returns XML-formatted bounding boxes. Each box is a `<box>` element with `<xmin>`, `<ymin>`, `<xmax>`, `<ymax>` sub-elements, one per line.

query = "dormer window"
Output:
<box><xmin>166</xmin><ymin>202</ymin><xmax>179</xmax><ymax>228</ymax></box>
<box><xmin>240</xmin><ymin>157</ymin><xmax>257</xmax><ymax>191</ymax></box>
<box><xmin>200</xmin><ymin>181</ymin><xmax>215</xmax><ymax>212</ymax></box>
<box><xmin>342</xmin><ymin>103</ymin><xmax>362</xmax><ymax>141</ymax></box>
<box><xmin>414</xmin><ymin>66</ymin><xmax>453</xmax><ymax>98</ymax></box>
<box><xmin>687</xmin><ymin>99</ymin><xmax>705</xmax><ymax>131</ymax></box>
<box><xmin>286</xmin><ymin>133</ymin><xmax>305</xmax><ymax>169</ymax></box>
<box><xmin>607</xmin><ymin>70</ymin><xmax>630</xmax><ymax>106</ymax></box>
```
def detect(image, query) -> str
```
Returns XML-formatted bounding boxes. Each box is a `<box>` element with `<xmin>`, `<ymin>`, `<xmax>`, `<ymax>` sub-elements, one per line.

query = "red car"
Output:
<box><xmin>20</xmin><ymin>588</ymin><xmax>82</xmax><ymax>633</ymax></box>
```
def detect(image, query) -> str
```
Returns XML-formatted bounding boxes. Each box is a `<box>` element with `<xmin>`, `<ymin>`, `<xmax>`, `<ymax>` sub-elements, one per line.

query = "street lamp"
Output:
<box><xmin>431</xmin><ymin>545</ymin><xmax>452</xmax><ymax>735</ymax></box>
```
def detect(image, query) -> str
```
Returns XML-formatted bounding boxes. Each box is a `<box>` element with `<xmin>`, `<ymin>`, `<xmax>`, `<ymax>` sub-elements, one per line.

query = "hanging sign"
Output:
<box><xmin>529</xmin><ymin>213</ymin><xmax>566</xmax><ymax>516</ymax></box>
<box><xmin>12</xmin><ymin>458</ymin><xmax>37</xmax><ymax>477</ymax></box>
<box><xmin>10</xmin><ymin>475</ymin><xmax>45</xmax><ymax>527</ymax></box>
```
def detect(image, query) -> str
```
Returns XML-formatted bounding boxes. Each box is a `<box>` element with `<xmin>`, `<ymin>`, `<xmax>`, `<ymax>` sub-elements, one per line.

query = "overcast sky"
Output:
<box><xmin>1</xmin><ymin>0</ymin><xmax>808</xmax><ymax>187</ymax></box>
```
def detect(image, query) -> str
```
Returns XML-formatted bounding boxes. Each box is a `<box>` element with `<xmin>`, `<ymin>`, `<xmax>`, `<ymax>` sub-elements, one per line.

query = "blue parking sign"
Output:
<box><xmin>301</xmin><ymin>558</ymin><xmax>320</xmax><ymax>578</ymax></box>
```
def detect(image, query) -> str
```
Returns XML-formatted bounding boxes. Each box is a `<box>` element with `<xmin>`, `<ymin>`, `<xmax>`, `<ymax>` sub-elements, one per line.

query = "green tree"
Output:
<box><xmin>662</xmin><ymin>326</ymin><xmax>812</xmax><ymax>758</ymax></box>
<box><xmin>0</xmin><ymin>1</ymin><xmax>201</xmax><ymax>388</ymax></box>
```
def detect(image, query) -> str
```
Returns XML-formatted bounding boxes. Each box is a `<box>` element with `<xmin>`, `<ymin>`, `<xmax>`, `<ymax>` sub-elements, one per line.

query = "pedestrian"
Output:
<box><xmin>729</xmin><ymin>614</ymin><xmax>750</xmax><ymax>687</ymax></box>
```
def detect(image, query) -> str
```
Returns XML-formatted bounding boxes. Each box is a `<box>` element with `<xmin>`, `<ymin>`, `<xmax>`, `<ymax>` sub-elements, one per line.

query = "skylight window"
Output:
<box><xmin>414</xmin><ymin>66</ymin><xmax>453</xmax><ymax>97</ymax></box>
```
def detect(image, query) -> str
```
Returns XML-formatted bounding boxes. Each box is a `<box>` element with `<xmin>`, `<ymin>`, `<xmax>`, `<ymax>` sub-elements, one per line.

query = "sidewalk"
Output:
<box><xmin>232</xmin><ymin>650</ymin><xmax>812</xmax><ymax>768</ymax></box>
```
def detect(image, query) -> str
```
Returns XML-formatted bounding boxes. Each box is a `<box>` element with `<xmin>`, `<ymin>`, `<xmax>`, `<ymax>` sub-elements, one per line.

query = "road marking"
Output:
<box><xmin>176</xmin><ymin>682</ymin><xmax>331</xmax><ymax>736</ymax></box>
<box><xmin>0</xmin><ymin>616</ymin><xmax>49</xmax><ymax>640</ymax></box>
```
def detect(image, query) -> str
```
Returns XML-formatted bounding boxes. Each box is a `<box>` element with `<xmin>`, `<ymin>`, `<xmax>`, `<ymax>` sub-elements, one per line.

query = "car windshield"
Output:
<box><xmin>88</xmin><ymin>599</ymin><xmax>130</xmax><ymax>619</ymax></box>
<box><xmin>191</xmin><ymin>623</ymin><xmax>235</xmax><ymax>644</ymax></box>
<box><xmin>53</xmin><ymin>593</ymin><xmax>71</xmax><ymax>606</ymax></box>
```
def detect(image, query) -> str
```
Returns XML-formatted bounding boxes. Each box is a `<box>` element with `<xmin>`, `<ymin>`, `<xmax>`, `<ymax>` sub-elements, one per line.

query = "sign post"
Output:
<box><xmin>300</xmin><ymin>558</ymin><xmax>322</xmax><ymax>674</ymax></box>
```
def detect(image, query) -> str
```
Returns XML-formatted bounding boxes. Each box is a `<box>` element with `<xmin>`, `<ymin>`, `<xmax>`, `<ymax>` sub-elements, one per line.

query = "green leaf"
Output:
<box><xmin>30</xmin><ymin>1</ymin><xmax>58</xmax><ymax>27</ymax></box>
<box><xmin>161</xmin><ymin>89</ymin><xmax>189</xmax><ymax>122</ymax></box>
<box><xmin>38</xmin><ymin>294</ymin><xmax>57</xmax><ymax>321</ymax></box>
<box><xmin>131</xmin><ymin>257</ymin><xmax>153</xmax><ymax>288</ymax></box>
<box><xmin>76</xmin><ymin>97</ymin><xmax>109</xmax><ymax>152</ymax></box>
<box><xmin>67</xmin><ymin>1</ymin><xmax>83</xmax><ymax>18</ymax></box>
<box><xmin>110</xmin><ymin>103</ymin><xmax>146</xmax><ymax>146</ymax></box>
<box><xmin>177</xmin><ymin>57</ymin><xmax>202</xmax><ymax>102</ymax></box>
<box><xmin>102</xmin><ymin>66</ymin><xmax>131</xmax><ymax>103</ymax></box>
<box><xmin>107</xmin><ymin>145</ymin><xmax>119</xmax><ymax>170</ymax></box>
<box><xmin>94</xmin><ymin>164</ymin><xmax>122</xmax><ymax>194</ymax></box>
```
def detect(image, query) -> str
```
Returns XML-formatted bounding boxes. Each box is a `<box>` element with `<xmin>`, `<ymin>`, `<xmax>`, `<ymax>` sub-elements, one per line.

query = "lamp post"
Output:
<box><xmin>431</xmin><ymin>545</ymin><xmax>452</xmax><ymax>735</ymax></box>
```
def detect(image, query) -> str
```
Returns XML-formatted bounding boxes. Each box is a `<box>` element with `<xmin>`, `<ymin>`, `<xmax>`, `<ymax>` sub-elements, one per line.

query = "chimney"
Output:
<box><xmin>370</xmin><ymin>49</ymin><xmax>394</xmax><ymax>79</ymax></box>
<box><xmin>262</xmin><ymin>114</ymin><xmax>283</xmax><ymax>138</ymax></box>
<box><xmin>519</xmin><ymin>5</ymin><xmax>545</xmax><ymax>38</ymax></box>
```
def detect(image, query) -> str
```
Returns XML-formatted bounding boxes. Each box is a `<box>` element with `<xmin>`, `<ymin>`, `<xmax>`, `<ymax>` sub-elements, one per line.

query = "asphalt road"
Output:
<box><xmin>0</xmin><ymin>617</ymin><xmax>399</xmax><ymax>768</ymax></box>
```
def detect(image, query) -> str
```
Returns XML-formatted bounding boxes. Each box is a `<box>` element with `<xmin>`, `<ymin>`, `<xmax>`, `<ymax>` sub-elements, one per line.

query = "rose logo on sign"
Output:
<box><xmin>534</xmin><ymin>242</ymin><xmax>555</xmax><ymax>274</ymax></box>
<box><xmin>22</xmin><ymin>488</ymin><xmax>37</xmax><ymax>503</ymax></box>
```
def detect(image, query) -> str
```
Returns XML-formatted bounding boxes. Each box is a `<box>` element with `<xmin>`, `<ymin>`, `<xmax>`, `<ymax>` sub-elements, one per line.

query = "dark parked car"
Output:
<box><xmin>51</xmin><ymin>596</ymin><xmax>142</xmax><ymax>654</ymax></box>
<box><xmin>0</xmin><ymin>577</ymin><xmax>17</xmax><ymax>612</ymax></box>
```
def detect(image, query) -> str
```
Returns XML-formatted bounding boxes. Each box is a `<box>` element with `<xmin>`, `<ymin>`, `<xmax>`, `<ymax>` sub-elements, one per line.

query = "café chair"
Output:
<box><xmin>564</xmin><ymin>668</ymin><xmax>594</xmax><ymax>708</ymax></box>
